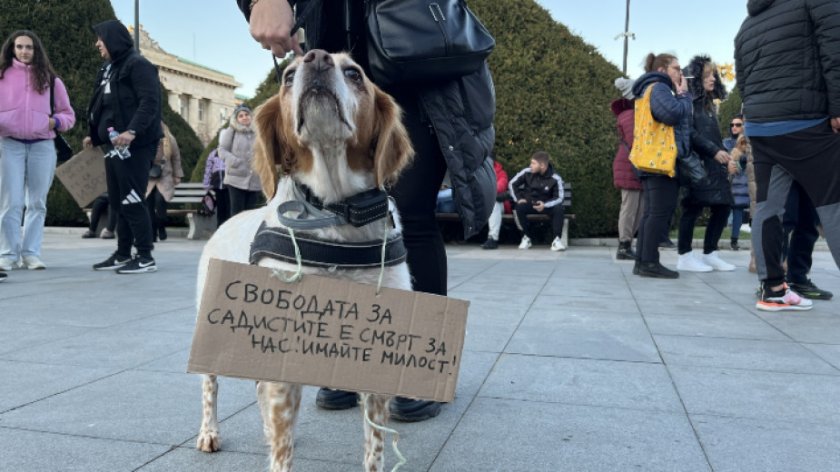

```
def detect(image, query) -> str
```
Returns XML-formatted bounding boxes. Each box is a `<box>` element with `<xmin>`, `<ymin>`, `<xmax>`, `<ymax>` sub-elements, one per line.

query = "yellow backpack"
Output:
<box><xmin>629</xmin><ymin>84</ymin><xmax>677</xmax><ymax>177</ymax></box>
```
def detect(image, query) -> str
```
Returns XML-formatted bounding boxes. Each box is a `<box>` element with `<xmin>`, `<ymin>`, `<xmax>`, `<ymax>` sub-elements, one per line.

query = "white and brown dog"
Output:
<box><xmin>195</xmin><ymin>50</ymin><xmax>414</xmax><ymax>472</ymax></box>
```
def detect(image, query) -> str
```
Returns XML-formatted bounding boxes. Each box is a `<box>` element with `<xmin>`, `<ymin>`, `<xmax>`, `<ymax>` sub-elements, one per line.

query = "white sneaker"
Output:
<box><xmin>676</xmin><ymin>251</ymin><xmax>713</xmax><ymax>272</ymax></box>
<box><xmin>0</xmin><ymin>256</ymin><xmax>19</xmax><ymax>271</ymax></box>
<box><xmin>22</xmin><ymin>255</ymin><xmax>46</xmax><ymax>270</ymax></box>
<box><xmin>702</xmin><ymin>251</ymin><xmax>736</xmax><ymax>271</ymax></box>
<box><xmin>518</xmin><ymin>235</ymin><xmax>532</xmax><ymax>250</ymax></box>
<box><xmin>550</xmin><ymin>236</ymin><xmax>566</xmax><ymax>252</ymax></box>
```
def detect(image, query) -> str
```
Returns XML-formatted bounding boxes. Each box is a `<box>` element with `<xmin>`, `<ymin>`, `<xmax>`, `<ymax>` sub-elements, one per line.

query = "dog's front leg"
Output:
<box><xmin>258</xmin><ymin>381</ymin><xmax>302</xmax><ymax>472</ymax></box>
<box><xmin>196</xmin><ymin>374</ymin><xmax>221</xmax><ymax>452</ymax></box>
<box><xmin>361</xmin><ymin>393</ymin><xmax>391</xmax><ymax>472</ymax></box>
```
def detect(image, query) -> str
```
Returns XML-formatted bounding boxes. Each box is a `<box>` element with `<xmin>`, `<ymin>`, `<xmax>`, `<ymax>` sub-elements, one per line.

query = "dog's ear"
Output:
<box><xmin>372</xmin><ymin>86</ymin><xmax>414</xmax><ymax>187</ymax></box>
<box><xmin>253</xmin><ymin>96</ymin><xmax>293</xmax><ymax>199</ymax></box>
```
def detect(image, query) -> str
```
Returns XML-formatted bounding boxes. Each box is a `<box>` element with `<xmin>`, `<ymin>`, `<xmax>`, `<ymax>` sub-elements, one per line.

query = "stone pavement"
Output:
<box><xmin>1</xmin><ymin>230</ymin><xmax>839</xmax><ymax>472</ymax></box>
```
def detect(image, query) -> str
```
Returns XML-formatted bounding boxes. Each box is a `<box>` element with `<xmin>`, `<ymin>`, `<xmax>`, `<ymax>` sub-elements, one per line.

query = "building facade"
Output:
<box><xmin>132</xmin><ymin>27</ymin><xmax>241</xmax><ymax>145</ymax></box>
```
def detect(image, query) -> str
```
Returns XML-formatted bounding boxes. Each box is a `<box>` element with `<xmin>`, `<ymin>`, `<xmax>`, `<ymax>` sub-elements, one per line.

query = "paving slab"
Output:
<box><xmin>2</xmin><ymin>232</ymin><xmax>838</xmax><ymax>471</ymax></box>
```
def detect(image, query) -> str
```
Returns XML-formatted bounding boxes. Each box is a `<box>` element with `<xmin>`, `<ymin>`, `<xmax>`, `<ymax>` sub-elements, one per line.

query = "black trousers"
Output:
<box><xmin>782</xmin><ymin>181</ymin><xmax>820</xmax><ymax>284</ymax></box>
<box><xmin>637</xmin><ymin>176</ymin><xmax>679</xmax><ymax>263</ymax></box>
<box><xmin>105</xmin><ymin>143</ymin><xmax>155</xmax><ymax>258</ymax></box>
<box><xmin>89</xmin><ymin>194</ymin><xmax>117</xmax><ymax>232</ymax></box>
<box><xmin>214</xmin><ymin>187</ymin><xmax>231</xmax><ymax>227</ymax></box>
<box><xmin>228</xmin><ymin>187</ymin><xmax>261</xmax><ymax>217</ymax></box>
<box><xmin>514</xmin><ymin>202</ymin><xmax>565</xmax><ymax>240</ymax></box>
<box><xmin>146</xmin><ymin>187</ymin><xmax>167</xmax><ymax>236</ymax></box>
<box><xmin>751</xmin><ymin>121</ymin><xmax>840</xmax><ymax>285</ymax></box>
<box><xmin>677</xmin><ymin>202</ymin><xmax>730</xmax><ymax>255</ymax></box>
<box><xmin>388</xmin><ymin>89</ymin><xmax>448</xmax><ymax>296</ymax></box>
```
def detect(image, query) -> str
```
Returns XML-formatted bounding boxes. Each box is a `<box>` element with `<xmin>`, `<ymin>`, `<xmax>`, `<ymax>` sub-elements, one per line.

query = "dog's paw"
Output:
<box><xmin>196</xmin><ymin>429</ymin><xmax>221</xmax><ymax>452</ymax></box>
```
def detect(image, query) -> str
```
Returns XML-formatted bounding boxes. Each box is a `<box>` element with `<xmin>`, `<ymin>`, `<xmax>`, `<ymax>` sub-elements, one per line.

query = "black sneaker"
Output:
<box><xmin>390</xmin><ymin>397</ymin><xmax>442</xmax><ymax>422</ymax></box>
<box><xmin>0</xmin><ymin>271</ymin><xmax>7</xmax><ymax>282</ymax></box>
<box><xmin>158</xmin><ymin>227</ymin><xmax>168</xmax><ymax>241</ymax></box>
<box><xmin>116</xmin><ymin>256</ymin><xmax>157</xmax><ymax>274</ymax></box>
<box><xmin>481</xmin><ymin>238</ymin><xmax>498</xmax><ymax>250</ymax></box>
<box><xmin>789</xmin><ymin>279</ymin><xmax>833</xmax><ymax>300</ymax></box>
<box><xmin>730</xmin><ymin>240</ymin><xmax>741</xmax><ymax>251</ymax></box>
<box><xmin>638</xmin><ymin>261</ymin><xmax>679</xmax><ymax>279</ymax></box>
<box><xmin>315</xmin><ymin>388</ymin><xmax>359</xmax><ymax>410</ymax></box>
<box><xmin>93</xmin><ymin>253</ymin><xmax>132</xmax><ymax>271</ymax></box>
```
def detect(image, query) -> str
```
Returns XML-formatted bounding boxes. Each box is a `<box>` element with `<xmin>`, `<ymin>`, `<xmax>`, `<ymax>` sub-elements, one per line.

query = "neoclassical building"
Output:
<box><xmin>131</xmin><ymin>26</ymin><xmax>241</xmax><ymax>145</ymax></box>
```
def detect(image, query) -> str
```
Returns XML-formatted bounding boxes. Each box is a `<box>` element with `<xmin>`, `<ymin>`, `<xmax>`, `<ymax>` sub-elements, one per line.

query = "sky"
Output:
<box><xmin>111</xmin><ymin>0</ymin><xmax>748</xmax><ymax>98</ymax></box>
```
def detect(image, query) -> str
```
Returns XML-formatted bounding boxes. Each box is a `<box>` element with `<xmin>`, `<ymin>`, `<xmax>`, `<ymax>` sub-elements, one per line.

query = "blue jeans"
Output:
<box><xmin>0</xmin><ymin>138</ymin><xmax>57</xmax><ymax>259</ymax></box>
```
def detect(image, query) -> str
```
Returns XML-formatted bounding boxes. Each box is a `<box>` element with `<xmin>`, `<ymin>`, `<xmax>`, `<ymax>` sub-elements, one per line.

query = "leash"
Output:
<box><xmin>272</xmin><ymin>0</ymin><xmax>323</xmax><ymax>82</ymax></box>
<box><xmin>363</xmin><ymin>401</ymin><xmax>407</xmax><ymax>471</ymax></box>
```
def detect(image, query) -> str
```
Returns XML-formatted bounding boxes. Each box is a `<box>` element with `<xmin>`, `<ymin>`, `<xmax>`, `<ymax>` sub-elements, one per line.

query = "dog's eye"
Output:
<box><xmin>343</xmin><ymin>67</ymin><xmax>362</xmax><ymax>82</ymax></box>
<box><xmin>283</xmin><ymin>70</ymin><xmax>296</xmax><ymax>87</ymax></box>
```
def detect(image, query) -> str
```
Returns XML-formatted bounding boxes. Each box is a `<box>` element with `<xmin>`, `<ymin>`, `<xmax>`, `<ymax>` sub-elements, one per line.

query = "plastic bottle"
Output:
<box><xmin>107</xmin><ymin>127</ymin><xmax>131</xmax><ymax>159</ymax></box>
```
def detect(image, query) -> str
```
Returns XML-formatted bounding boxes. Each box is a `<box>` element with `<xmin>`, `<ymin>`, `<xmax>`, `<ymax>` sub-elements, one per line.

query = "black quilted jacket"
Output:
<box><xmin>237</xmin><ymin>0</ymin><xmax>496</xmax><ymax>239</ymax></box>
<box><xmin>735</xmin><ymin>0</ymin><xmax>840</xmax><ymax>122</ymax></box>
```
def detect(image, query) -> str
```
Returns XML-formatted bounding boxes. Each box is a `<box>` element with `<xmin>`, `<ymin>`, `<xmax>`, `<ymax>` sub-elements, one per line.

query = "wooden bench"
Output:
<box><xmin>85</xmin><ymin>182</ymin><xmax>217</xmax><ymax>240</ymax></box>
<box><xmin>436</xmin><ymin>182</ymin><xmax>575</xmax><ymax>247</ymax></box>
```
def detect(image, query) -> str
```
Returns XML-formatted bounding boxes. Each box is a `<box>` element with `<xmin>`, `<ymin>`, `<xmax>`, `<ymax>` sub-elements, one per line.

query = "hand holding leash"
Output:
<box><xmin>249</xmin><ymin>0</ymin><xmax>303</xmax><ymax>58</ymax></box>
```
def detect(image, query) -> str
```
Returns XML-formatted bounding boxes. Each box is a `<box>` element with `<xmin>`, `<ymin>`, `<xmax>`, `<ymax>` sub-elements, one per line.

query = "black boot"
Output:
<box><xmin>638</xmin><ymin>261</ymin><xmax>679</xmax><ymax>279</ymax></box>
<box><xmin>315</xmin><ymin>388</ymin><xmax>359</xmax><ymax>410</ymax></box>
<box><xmin>730</xmin><ymin>238</ymin><xmax>740</xmax><ymax>251</ymax></box>
<box><xmin>616</xmin><ymin>240</ymin><xmax>636</xmax><ymax>260</ymax></box>
<box><xmin>389</xmin><ymin>397</ymin><xmax>442</xmax><ymax>422</ymax></box>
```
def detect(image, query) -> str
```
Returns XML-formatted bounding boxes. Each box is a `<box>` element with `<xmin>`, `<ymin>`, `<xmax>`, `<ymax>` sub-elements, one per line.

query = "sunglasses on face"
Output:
<box><xmin>730</xmin><ymin>123</ymin><xmax>743</xmax><ymax>127</ymax></box>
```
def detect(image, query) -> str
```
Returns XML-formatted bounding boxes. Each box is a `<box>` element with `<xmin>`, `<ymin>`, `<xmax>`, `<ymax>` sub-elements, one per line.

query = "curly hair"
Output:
<box><xmin>0</xmin><ymin>30</ymin><xmax>56</xmax><ymax>94</ymax></box>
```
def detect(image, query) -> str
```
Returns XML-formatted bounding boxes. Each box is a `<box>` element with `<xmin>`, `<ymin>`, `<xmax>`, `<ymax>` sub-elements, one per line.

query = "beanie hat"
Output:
<box><xmin>233</xmin><ymin>104</ymin><xmax>252</xmax><ymax>116</ymax></box>
<box><xmin>614</xmin><ymin>77</ymin><xmax>635</xmax><ymax>100</ymax></box>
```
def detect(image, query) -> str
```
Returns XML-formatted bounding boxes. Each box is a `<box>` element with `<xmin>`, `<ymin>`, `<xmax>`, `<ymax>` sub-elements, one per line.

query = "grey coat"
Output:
<box><xmin>218</xmin><ymin>119</ymin><xmax>260</xmax><ymax>192</ymax></box>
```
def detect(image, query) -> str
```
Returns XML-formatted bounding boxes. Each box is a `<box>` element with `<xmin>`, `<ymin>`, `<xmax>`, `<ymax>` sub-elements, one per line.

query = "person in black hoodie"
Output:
<box><xmin>675</xmin><ymin>55</ymin><xmax>736</xmax><ymax>273</ymax></box>
<box><xmin>235</xmin><ymin>0</ymin><xmax>496</xmax><ymax>422</ymax></box>
<box><xmin>83</xmin><ymin>20</ymin><xmax>162</xmax><ymax>274</ymax></box>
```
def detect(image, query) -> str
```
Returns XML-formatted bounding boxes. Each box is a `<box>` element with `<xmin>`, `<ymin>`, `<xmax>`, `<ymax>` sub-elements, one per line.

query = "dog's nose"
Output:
<box><xmin>303</xmin><ymin>49</ymin><xmax>334</xmax><ymax>72</ymax></box>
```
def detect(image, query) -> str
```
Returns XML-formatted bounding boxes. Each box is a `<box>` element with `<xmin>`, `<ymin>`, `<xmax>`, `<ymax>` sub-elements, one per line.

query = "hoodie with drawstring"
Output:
<box><xmin>87</xmin><ymin>20</ymin><xmax>162</xmax><ymax>148</ymax></box>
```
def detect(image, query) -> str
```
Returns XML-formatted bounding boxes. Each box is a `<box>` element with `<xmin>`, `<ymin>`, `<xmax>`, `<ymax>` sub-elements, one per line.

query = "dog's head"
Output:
<box><xmin>253</xmin><ymin>50</ymin><xmax>414</xmax><ymax>201</ymax></box>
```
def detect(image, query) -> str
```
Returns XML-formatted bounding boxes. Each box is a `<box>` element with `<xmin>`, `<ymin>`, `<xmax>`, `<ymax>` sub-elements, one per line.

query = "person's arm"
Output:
<box><xmin>237</xmin><ymin>0</ymin><xmax>303</xmax><ymax>58</ymax></box>
<box><xmin>508</xmin><ymin>168</ymin><xmax>529</xmax><ymax>202</ymax></box>
<box><xmin>649</xmin><ymin>82</ymin><xmax>692</xmax><ymax>127</ymax></box>
<box><xmin>120</xmin><ymin>60</ymin><xmax>161</xmax><ymax>146</ymax></box>
<box><xmin>810</xmin><ymin>0</ymin><xmax>840</xmax><ymax>125</ymax></box>
<box><xmin>169</xmin><ymin>133</ymin><xmax>184</xmax><ymax>180</ymax></box>
<box><xmin>543</xmin><ymin>174</ymin><xmax>564</xmax><ymax>208</ymax></box>
<box><xmin>51</xmin><ymin>78</ymin><xmax>76</xmax><ymax>132</ymax></box>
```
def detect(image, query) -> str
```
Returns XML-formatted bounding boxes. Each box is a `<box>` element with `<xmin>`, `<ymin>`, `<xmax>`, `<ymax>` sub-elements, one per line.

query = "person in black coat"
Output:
<box><xmin>83</xmin><ymin>20</ymin><xmax>162</xmax><ymax>274</ymax></box>
<box><xmin>735</xmin><ymin>0</ymin><xmax>840</xmax><ymax>311</ymax></box>
<box><xmin>675</xmin><ymin>55</ymin><xmax>736</xmax><ymax>273</ymax></box>
<box><xmin>236</xmin><ymin>0</ymin><xmax>496</xmax><ymax>422</ymax></box>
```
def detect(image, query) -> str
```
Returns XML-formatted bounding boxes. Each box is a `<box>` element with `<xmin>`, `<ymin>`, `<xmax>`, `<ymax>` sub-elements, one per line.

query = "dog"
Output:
<box><xmin>194</xmin><ymin>50</ymin><xmax>414</xmax><ymax>472</ymax></box>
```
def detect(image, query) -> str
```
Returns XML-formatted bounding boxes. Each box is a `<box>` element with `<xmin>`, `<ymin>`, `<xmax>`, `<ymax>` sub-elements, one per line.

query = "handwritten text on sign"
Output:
<box><xmin>188</xmin><ymin>259</ymin><xmax>469</xmax><ymax>402</ymax></box>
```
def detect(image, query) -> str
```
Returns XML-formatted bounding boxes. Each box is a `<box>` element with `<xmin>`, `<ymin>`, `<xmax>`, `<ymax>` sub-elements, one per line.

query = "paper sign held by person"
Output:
<box><xmin>55</xmin><ymin>147</ymin><xmax>107</xmax><ymax>208</ymax></box>
<box><xmin>188</xmin><ymin>258</ymin><xmax>469</xmax><ymax>402</ymax></box>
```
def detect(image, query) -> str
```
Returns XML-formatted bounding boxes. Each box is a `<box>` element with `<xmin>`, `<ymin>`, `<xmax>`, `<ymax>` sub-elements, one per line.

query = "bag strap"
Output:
<box><xmin>49</xmin><ymin>75</ymin><xmax>55</xmax><ymax>116</ymax></box>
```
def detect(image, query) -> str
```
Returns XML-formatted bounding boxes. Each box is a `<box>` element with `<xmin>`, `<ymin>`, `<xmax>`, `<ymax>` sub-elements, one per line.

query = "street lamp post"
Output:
<box><xmin>614</xmin><ymin>0</ymin><xmax>634</xmax><ymax>75</ymax></box>
<box><xmin>134</xmin><ymin>0</ymin><xmax>140</xmax><ymax>51</ymax></box>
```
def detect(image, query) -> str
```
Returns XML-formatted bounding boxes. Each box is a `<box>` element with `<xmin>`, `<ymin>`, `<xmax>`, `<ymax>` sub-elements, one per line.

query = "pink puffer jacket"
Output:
<box><xmin>0</xmin><ymin>59</ymin><xmax>75</xmax><ymax>140</ymax></box>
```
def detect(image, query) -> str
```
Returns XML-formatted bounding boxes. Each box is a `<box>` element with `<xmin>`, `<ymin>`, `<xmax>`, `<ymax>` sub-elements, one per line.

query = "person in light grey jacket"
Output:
<box><xmin>218</xmin><ymin>104</ymin><xmax>261</xmax><ymax>216</ymax></box>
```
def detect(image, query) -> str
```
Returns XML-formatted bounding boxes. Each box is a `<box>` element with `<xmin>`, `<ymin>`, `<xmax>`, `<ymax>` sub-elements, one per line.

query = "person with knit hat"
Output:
<box><xmin>218</xmin><ymin>104</ymin><xmax>261</xmax><ymax>217</ymax></box>
<box><xmin>611</xmin><ymin>77</ymin><xmax>642</xmax><ymax>260</ymax></box>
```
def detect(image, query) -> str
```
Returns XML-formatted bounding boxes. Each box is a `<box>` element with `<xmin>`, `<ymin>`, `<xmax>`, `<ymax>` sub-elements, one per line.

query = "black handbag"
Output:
<box><xmin>49</xmin><ymin>76</ymin><xmax>73</xmax><ymax>162</ymax></box>
<box><xmin>197</xmin><ymin>190</ymin><xmax>216</xmax><ymax>217</ymax></box>
<box><xmin>365</xmin><ymin>0</ymin><xmax>495</xmax><ymax>86</ymax></box>
<box><xmin>149</xmin><ymin>163</ymin><xmax>163</xmax><ymax>179</ymax></box>
<box><xmin>678</xmin><ymin>151</ymin><xmax>707</xmax><ymax>186</ymax></box>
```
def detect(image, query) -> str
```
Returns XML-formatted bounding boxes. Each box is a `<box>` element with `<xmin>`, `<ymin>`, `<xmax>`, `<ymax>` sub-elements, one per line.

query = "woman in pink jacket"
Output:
<box><xmin>0</xmin><ymin>30</ymin><xmax>75</xmax><ymax>271</ymax></box>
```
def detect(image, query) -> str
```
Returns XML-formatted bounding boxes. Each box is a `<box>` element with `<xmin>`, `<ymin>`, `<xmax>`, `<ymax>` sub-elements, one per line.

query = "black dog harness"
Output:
<box><xmin>249</xmin><ymin>184</ymin><xmax>405</xmax><ymax>269</ymax></box>
<box><xmin>249</xmin><ymin>222</ymin><xmax>406</xmax><ymax>269</ymax></box>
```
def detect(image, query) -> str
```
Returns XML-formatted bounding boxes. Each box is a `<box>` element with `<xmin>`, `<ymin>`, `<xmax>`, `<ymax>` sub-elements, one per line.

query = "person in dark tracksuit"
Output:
<box><xmin>735</xmin><ymin>0</ymin><xmax>840</xmax><ymax>311</ymax></box>
<box><xmin>508</xmin><ymin>151</ymin><xmax>566</xmax><ymax>251</ymax></box>
<box><xmin>83</xmin><ymin>20</ymin><xmax>162</xmax><ymax>274</ymax></box>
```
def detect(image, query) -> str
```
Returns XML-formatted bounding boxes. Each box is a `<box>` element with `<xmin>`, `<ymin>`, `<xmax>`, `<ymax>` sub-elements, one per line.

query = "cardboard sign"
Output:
<box><xmin>55</xmin><ymin>147</ymin><xmax>107</xmax><ymax>208</ymax></box>
<box><xmin>188</xmin><ymin>259</ymin><xmax>469</xmax><ymax>402</ymax></box>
